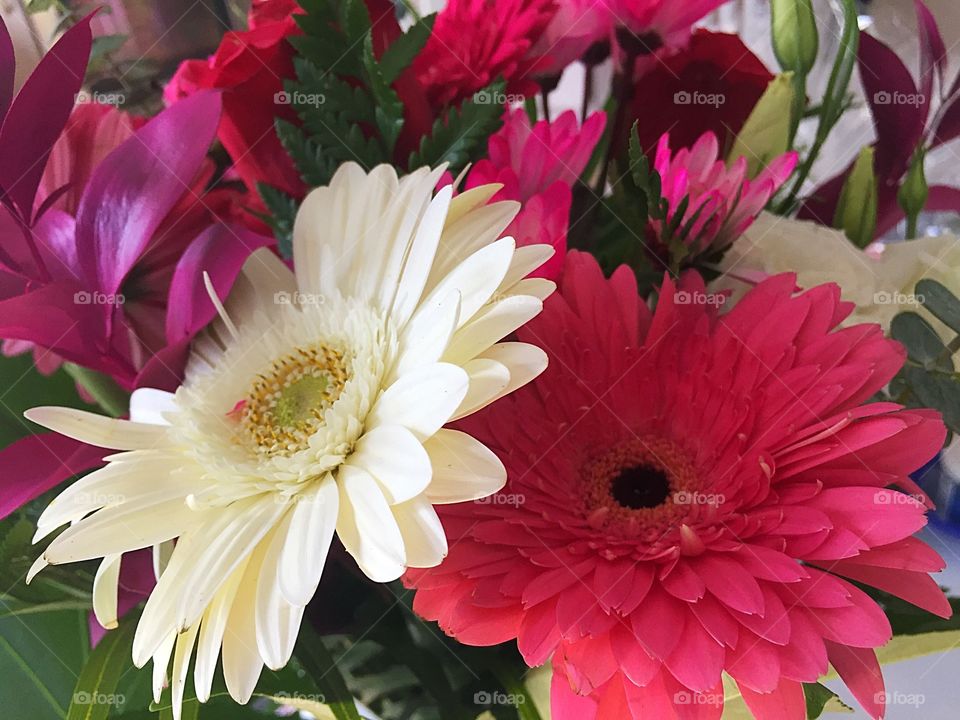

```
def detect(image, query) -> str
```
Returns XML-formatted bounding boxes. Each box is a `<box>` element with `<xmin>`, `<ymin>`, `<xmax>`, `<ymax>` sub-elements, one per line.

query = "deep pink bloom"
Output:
<box><xmin>526</xmin><ymin>0</ymin><xmax>612</xmax><ymax>76</ymax></box>
<box><xmin>607</xmin><ymin>0</ymin><xmax>729</xmax><ymax>49</ymax></box>
<box><xmin>413</xmin><ymin>0</ymin><xmax>556</xmax><ymax>109</ymax></box>
<box><xmin>466</xmin><ymin>109</ymin><xmax>606</xmax><ymax>278</ymax></box>
<box><xmin>651</xmin><ymin>131</ymin><xmax>797</xmax><ymax>259</ymax></box>
<box><xmin>406</xmin><ymin>251</ymin><xmax>950</xmax><ymax>720</ymax></box>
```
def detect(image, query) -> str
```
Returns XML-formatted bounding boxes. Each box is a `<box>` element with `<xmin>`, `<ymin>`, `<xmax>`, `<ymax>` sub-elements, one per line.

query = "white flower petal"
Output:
<box><xmin>451</xmin><ymin>358</ymin><xmax>510</xmax><ymax>421</ymax></box>
<box><xmin>368</xmin><ymin>363</ymin><xmax>468</xmax><ymax>441</ymax></box>
<box><xmin>222</xmin><ymin>539</ymin><xmax>267</xmax><ymax>704</ymax></box>
<box><xmin>391</xmin><ymin>289</ymin><xmax>461</xmax><ymax>382</ymax></box>
<box><xmin>424</xmin><ymin>429</ymin><xmax>506</xmax><ymax>504</ymax></box>
<box><xmin>171</xmin><ymin>622</ymin><xmax>200</xmax><ymax>720</ymax></box>
<box><xmin>443</xmin><ymin>295</ymin><xmax>543</xmax><ymax>365</ymax></box>
<box><xmin>336</xmin><ymin>465</ymin><xmax>406</xmax><ymax>582</ymax></box>
<box><xmin>422</xmin><ymin>237</ymin><xmax>516</xmax><ymax>330</ymax></box>
<box><xmin>347</xmin><ymin>425</ymin><xmax>432</xmax><ymax>504</ymax></box>
<box><xmin>151</xmin><ymin>631</ymin><xmax>177</xmax><ymax>701</ymax></box>
<box><xmin>278</xmin><ymin>475</ymin><xmax>339</xmax><ymax>607</ymax></box>
<box><xmin>500</xmin><ymin>244</ymin><xmax>555</xmax><ymax>289</ymax></box>
<box><xmin>392</xmin><ymin>496</ymin><xmax>447</xmax><ymax>568</ymax></box>
<box><xmin>194</xmin><ymin>556</ymin><xmax>249</xmax><ymax>703</ymax></box>
<box><xmin>24</xmin><ymin>407</ymin><xmax>167</xmax><ymax>450</ymax></box>
<box><xmin>129</xmin><ymin>389</ymin><xmax>178</xmax><ymax>425</ymax></box>
<box><xmin>92</xmin><ymin>554</ymin><xmax>121</xmax><ymax>631</ymax></box>
<box><xmin>510</xmin><ymin>277</ymin><xmax>556</xmax><ymax>301</ymax></box>
<box><xmin>256</xmin><ymin>515</ymin><xmax>304</xmax><ymax>670</ymax></box>
<box><xmin>460</xmin><ymin>342</ymin><xmax>548</xmax><ymax>415</ymax></box>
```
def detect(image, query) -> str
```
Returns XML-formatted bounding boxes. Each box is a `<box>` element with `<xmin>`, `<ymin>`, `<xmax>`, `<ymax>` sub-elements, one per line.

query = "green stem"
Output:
<box><xmin>490</xmin><ymin>661</ymin><xmax>543</xmax><ymax>720</ymax></box>
<box><xmin>905</xmin><ymin>213</ymin><xmax>919</xmax><ymax>241</ymax></box>
<box><xmin>63</xmin><ymin>364</ymin><xmax>129</xmax><ymax>418</ymax></box>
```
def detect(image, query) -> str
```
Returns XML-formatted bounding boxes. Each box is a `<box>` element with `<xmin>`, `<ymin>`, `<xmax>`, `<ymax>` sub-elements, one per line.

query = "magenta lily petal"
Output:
<box><xmin>0</xmin><ymin>15</ymin><xmax>93</xmax><ymax>220</ymax></box>
<box><xmin>915</xmin><ymin>0</ymin><xmax>947</xmax><ymax>104</ymax></box>
<box><xmin>0</xmin><ymin>431</ymin><xmax>105</xmax><ymax>521</ymax></box>
<box><xmin>74</xmin><ymin>91</ymin><xmax>222</xmax><ymax>295</ymax></box>
<box><xmin>165</xmin><ymin>223</ymin><xmax>274</xmax><ymax>343</ymax></box>
<box><xmin>0</xmin><ymin>16</ymin><xmax>14</xmax><ymax>121</ymax></box>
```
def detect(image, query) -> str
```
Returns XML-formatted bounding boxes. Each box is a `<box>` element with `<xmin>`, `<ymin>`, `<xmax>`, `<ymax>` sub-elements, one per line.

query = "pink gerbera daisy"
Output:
<box><xmin>652</xmin><ymin>131</ymin><xmax>797</xmax><ymax>261</ymax></box>
<box><xmin>406</xmin><ymin>251</ymin><xmax>950</xmax><ymax>720</ymax></box>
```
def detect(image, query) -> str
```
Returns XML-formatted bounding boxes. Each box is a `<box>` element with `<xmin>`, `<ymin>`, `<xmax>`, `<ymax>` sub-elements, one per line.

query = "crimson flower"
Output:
<box><xmin>407</xmin><ymin>251</ymin><xmax>949</xmax><ymax>720</ymax></box>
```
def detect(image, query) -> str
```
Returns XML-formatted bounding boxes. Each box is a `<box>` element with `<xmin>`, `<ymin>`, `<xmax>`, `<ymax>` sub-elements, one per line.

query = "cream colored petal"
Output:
<box><xmin>422</xmin><ymin>237</ymin><xmax>516</xmax><ymax>330</ymax></box>
<box><xmin>24</xmin><ymin>407</ymin><xmax>168</xmax><ymax>450</ymax></box>
<box><xmin>129</xmin><ymin>389</ymin><xmax>177</xmax><ymax>425</ymax></box>
<box><xmin>171</xmin><ymin>623</ymin><xmax>201</xmax><ymax>720</ymax></box>
<box><xmin>509</xmin><ymin>277</ymin><xmax>556</xmax><ymax>301</ymax></box>
<box><xmin>392</xmin><ymin>496</ymin><xmax>447</xmax><ymax>568</ymax></box>
<box><xmin>92</xmin><ymin>553</ymin><xmax>122</xmax><ymax>631</ymax></box>
<box><xmin>424</xmin><ymin>430</ymin><xmax>506</xmax><ymax>504</ymax></box>
<box><xmin>346</xmin><ymin>425</ymin><xmax>432</xmax><ymax>504</ymax></box>
<box><xmin>500</xmin><ymin>244</ymin><xmax>555</xmax><ymax>289</ymax></box>
<box><xmin>450</xmin><ymin>358</ymin><xmax>510</xmax><ymax>421</ymax></box>
<box><xmin>368</xmin><ymin>363</ymin><xmax>468</xmax><ymax>441</ymax></box>
<box><xmin>458</xmin><ymin>342</ymin><xmax>548</xmax><ymax>416</ymax></box>
<box><xmin>443</xmin><ymin>295</ymin><xmax>543</xmax><ymax>365</ymax></box>
<box><xmin>222</xmin><ymin>538</ymin><xmax>267</xmax><ymax>704</ymax></box>
<box><xmin>427</xmin><ymin>201</ymin><xmax>519</xmax><ymax>287</ymax></box>
<box><xmin>255</xmin><ymin>515</ymin><xmax>304</xmax><ymax>670</ymax></box>
<box><xmin>391</xmin><ymin>289</ymin><xmax>461</xmax><ymax>383</ymax></box>
<box><xmin>278</xmin><ymin>475</ymin><xmax>338</xmax><ymax>607</ymax></box>
<box><xmin>194</xmin><ymin>556</ymin><xmax>249</xmax><ymax>703</ymax></box>
<box><xmin>151</xmin><ymin>630</ymin><xmax>177</xmax><ymax>701</ymax></box>
<box><xmin>336</xmin><ymin>465</ymin><xmax>406</xmax><ymax>582</ymax></box>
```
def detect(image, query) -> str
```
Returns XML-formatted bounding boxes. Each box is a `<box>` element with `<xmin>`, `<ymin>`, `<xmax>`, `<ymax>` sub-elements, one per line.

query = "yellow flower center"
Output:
<box><xmin>238</xmin><ymin>345</ymin><xmax>349</xmax><ymax>457</ymax></box>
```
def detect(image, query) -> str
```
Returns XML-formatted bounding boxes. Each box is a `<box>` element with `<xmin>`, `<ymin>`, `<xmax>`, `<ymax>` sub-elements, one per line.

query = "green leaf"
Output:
<box><xmin>901</xmin><ymin>366</ymin><xmax>960</xmax><ymax>432</ymax></box>
<box><xmin>379</xmin><ymin>14</ymin><xmax>436</xmax><ymax>85</ymax></box>
<box><xmin>67</xmin><ymin>616</ymin><xmax>137</xmax><ymax>720</ymax></box>
<box><xmin>891</xmin><ymin>312</ymin><xmax>951</xmax><ymax>370</ymax></box>
<box><xmin>803</xmin><ymin>682</ymin><xmax>852</xmax><ymax>718</ymax></box>
<box><xmin>917</xmin><ymin>278</ymin><xmax>960</xmax><ymax>336</ymax></box>
<box><xmin>362</xmin><ymin>34</ymin><xmax>404</xmax><ymax>156</ymax></box>
<box><xmin>294</xmin><ymin>626</ymin><xmax>362</xmax><ymax>720</ymax></box>
<box><xmin>0</xmin><ymin>605</ymin><xmax>90</xmax><ymax>719</ymax></box>
<box><xmin>90</xmin><ymin>34</ymin><xmax>128</xmax><ymax>60</ymax></box>
<box><xmin>409</xmin><ymin>80</ymin><xmax>506</xmax><ymax>174</ymax></box>
<box><xmin>257</xmin><ymin>183</ymin><xmax>298</xmax><ymax>260</ymax></box>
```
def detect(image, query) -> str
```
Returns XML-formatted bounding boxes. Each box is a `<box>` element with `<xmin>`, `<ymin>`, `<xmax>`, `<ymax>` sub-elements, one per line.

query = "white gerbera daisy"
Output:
<box><xmin>25</xmin><ymin>163</ymin><xmax>554</xmax><ymax>717</ymax></box>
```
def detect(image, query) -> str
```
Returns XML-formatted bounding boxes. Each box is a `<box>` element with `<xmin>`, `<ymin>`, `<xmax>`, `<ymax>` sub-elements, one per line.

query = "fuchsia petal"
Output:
<box><xmin>825</xmin><ymin>642</ymin><xmax>885</xmax><ymax>719</ymax></box>
<box><xmin>0</xmin><ymin>16</ymin><xmax>14</xmax><ymax>121</ymax></box>
<box><xmin>165</xmin><ymin>223</ymin><xmax>273</xmax><ymax>343</ymax></box>
<box><xmin>0</xmin><ymin>432</ymin><xmax>105</xmax><ymax>520</ymax></box>
<box><xmin>0</xmin><ymin>16</ymin><xmax>93</xmax><ymax>220</ymax></box>
<box><xmin>74</xmin><ymin>91</ymin><xmax>222</xmax><ymax>295</ymax></box>
<box><xmin>737</xmin><ymin>677</ymin><xmax>806</xmax><ymax>720</ymax></box>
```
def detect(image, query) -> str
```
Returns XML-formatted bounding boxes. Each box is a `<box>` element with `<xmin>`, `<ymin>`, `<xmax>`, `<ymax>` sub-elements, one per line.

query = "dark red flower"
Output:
<box><xmin>628</xmin><ymin>30</ymin><xmax>774</xmax><ymax>158</ymax></box>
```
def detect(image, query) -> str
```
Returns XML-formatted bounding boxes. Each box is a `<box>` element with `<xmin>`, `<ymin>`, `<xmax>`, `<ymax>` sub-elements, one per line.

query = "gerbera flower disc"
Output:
<box><xmin>24</xmin><ymin>163</ymin><xmax>555</xmax><ymax>718</ymax></box>
<box><xmin>405</xmin><ymin>251</ymin><xmax>950</xmax><ymax>720</ymax></box>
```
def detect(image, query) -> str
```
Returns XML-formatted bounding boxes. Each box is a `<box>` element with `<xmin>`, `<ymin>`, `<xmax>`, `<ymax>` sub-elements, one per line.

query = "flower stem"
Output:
<box><xmin>63</xmin><ymin>363</ymin><xmax>129</xmax><ymax>418</ymax></box>
<box><xmin>489</xmin><ymin>661</ymin><xmax>543</xmax><ymax>720</ymax></box>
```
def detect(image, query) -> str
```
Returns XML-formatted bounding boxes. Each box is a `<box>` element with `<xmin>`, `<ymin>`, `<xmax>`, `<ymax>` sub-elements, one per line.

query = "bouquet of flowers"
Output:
<box><xmin>3</xmin><ymin>0</ymin><xmax>960</xmax><ymax>718</ymax></box>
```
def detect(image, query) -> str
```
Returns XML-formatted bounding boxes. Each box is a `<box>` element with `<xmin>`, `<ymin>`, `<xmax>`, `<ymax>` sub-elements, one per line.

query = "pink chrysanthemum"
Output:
<box><xmin>413</xmin><ymin>0</ymin><xmax>555</xmax><ymax>109</ymax></box>
<box><xmin>652</xmin><ymin>131</ymin><xmax>797</xmax><ymax>260</ymax></box>
<box><xmin>406</xmin><ymin>251</ymin><xmax>950</xmax><ymax>720</ymax></box>
<box><xmin>466</xmin><ymin>109</ymin><xmax>606</xmax><ymax>280</ymax></box>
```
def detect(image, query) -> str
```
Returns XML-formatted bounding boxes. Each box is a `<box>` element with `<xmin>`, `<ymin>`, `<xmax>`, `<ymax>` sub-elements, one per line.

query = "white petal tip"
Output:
<box><xmin>25</xmin><ymin>555</ymin><xmax>48</xmax><ymax>584</ymax></box>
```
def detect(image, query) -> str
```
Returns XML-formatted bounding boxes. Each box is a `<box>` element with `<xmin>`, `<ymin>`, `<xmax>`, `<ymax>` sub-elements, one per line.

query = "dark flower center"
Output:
<box><xmin>610</xmin><ymin>465</ymin><xmax>671</xmax><ymax>509</ymax></box>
